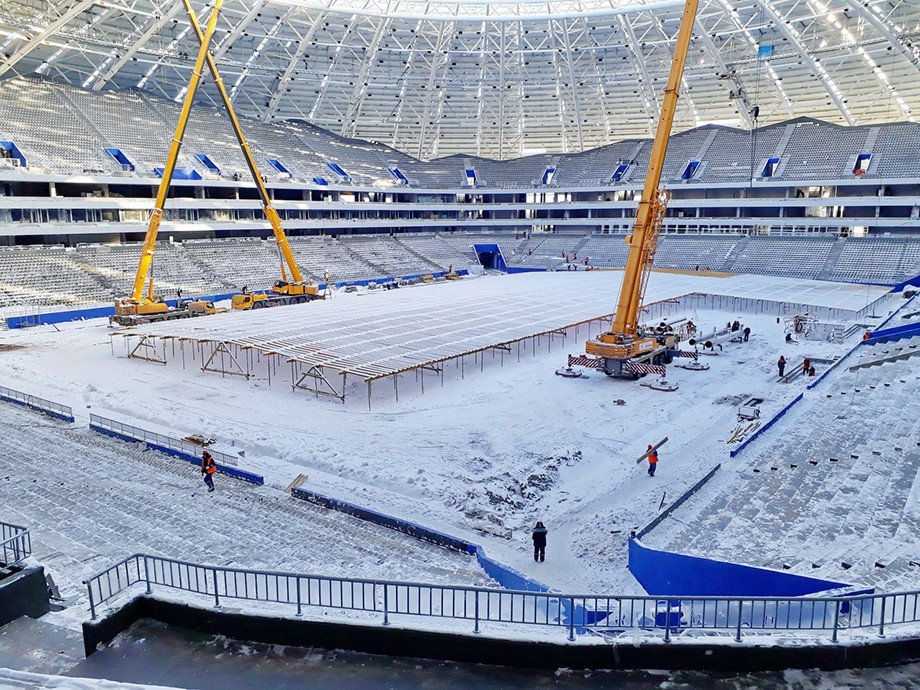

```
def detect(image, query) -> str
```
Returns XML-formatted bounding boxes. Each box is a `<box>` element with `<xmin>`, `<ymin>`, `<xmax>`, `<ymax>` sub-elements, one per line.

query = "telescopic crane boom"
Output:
<box><xmin>114</xmin><ymin>0</ymin><xmax>223</xmax><ymax>320</ymax></box>
<box><xmin>114</xmin><ymin>0</ymin><xmax>317</xmax><ymax>322</ymax></box>
<box><xmin>181</xmin><ymin>0</ymin><xmax>312</xmax><ymax>301</ymax></box>
<box><xmin>585</xmin><ymin>0</ymin><xmax>699</xmax><ymax>378</ymax></box>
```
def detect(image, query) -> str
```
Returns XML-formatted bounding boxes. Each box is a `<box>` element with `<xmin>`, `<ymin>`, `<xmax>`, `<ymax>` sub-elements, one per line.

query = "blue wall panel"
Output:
<box><xmin>628</xmin><ymin>537</ymin><xmax>852</xmax><ymax>597</ymax></box>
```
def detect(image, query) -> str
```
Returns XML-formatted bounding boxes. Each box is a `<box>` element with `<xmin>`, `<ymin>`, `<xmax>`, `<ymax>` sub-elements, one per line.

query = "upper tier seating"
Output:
<box><xmin>0</xmin><ymin>79</ymin><xmax>119</xmax><ymax>175</ymax></box>
<box><xmin>4</xmin><ymin>76</ymin><xmax>920</xmax><ymax>189</ymax></box>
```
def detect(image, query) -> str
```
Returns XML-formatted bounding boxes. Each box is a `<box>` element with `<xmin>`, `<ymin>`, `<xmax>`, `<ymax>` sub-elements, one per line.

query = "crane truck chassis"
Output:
<box><xmin>231</xmin><ymin>281</ymin><xmax>324</xmax><ymax>310</ymax></box>
<box><xmin>111</xmin><ymin>299</ymin><xmax>224</xmax><ymax>326</ymax></box>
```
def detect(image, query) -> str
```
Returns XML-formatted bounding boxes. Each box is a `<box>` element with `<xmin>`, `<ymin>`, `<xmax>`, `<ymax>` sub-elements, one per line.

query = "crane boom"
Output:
<box><xmin>585</xmin><ymin>0</ymin><xmax>698</xmax><ymax>377</ymax></box>
<box><xmin>127</xmin><ymin>0</ymin><xmax>223</xmax><ymax>305</ymax></box>
<box><xmin>613</xmin><ymin>0</ymin><xmax>698</xmax><ymax>335</ymax></box>
<box><xmin>182</xmin><ymin>0</ymin><xmax>304</xmax><ymax>285</ymax></box>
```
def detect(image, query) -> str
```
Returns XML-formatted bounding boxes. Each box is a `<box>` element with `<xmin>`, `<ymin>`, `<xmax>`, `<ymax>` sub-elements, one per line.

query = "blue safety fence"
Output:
<box><xmin>290</xmin><ymin>487</ymin><xmax>475</xmax><ymax>554</ymax></box>
<box><xmin>730</xmin><ymin>393</ymin><xmax>804</xmax><ymax>458</ymax></box>
<box><xmin>0</xmin><ymin>385</ymin><xmax>74</xmax><ymax>423</ymax></box>
<box><xmin>89</xmin><ymin>414</ymin><xmax>263</xmax><ymax>485</ymax></box>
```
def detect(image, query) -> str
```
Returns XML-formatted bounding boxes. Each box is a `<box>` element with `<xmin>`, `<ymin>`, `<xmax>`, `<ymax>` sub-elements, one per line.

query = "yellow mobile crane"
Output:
<box><xmin>584</xmin><ymin>0</ymin><xmax>699</xmax><ymax>378</ymax></box>
<box><xmin>178</xmin><ymin>0</ymin><xmax>320</xmax><ymax>311</ymax></box>
<box><xmin>113</xmin><ymin>0</ymin><xmax>319</xmax><ymax>325</ymax></box>
<box><xmin>112</xmin><ymin>0</ymin><xmax>224</xmax><ymax>325</ymax></box>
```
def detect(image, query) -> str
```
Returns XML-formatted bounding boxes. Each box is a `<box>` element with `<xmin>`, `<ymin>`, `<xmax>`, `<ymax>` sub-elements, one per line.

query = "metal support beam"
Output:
<box><xmin>755</xmin><ymin>0</ymin><xmax>856</xmax><ymax>125</ymax></box>
<box><xmin>0</xmin><ymin>0</ymin><xmax>97</xmax><ymax>79</ymax></box>
<box><xmin>90</xmin><ymin>3</ymin><xmax>185</xmax><ymax>91</ymax></box>
<box><xmin>261</xmin><ymin>15</ymin><xmax>327</xmax><ymax>122</ymax></box>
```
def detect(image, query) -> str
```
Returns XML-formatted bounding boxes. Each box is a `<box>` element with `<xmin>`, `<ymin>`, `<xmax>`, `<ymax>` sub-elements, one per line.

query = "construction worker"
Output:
<box><xmin>647</xmin><ymin>444</ymin><xmax>659</xmax><ymax>477</ymax></box>
<box><xmin>201</xmin><ymin>450</ymin><xmax>217</xmax><ymax>493</ymax></box>
<box><xmin>863</xmin><ymin>330</ymin><xmax>872</xmax><ymax>341</ymax></box>
<box><xmin>803</xmin><ymin>357</ymin><xmax>811</xmax><ymax>375</ymax></box>
<box><xmin>778</xmin><ymin>356</ymin><xmax>786</xmax><ymax>378</ymax></box>
<box><xmin>532</xmin><ymin>521</ymin><xmax>547</xmax><ymax>562</ymax></box>
<box><xmin>743</xmin><ymin>326</ymin><xmax>751</xmax><ymax>342</ymax></box>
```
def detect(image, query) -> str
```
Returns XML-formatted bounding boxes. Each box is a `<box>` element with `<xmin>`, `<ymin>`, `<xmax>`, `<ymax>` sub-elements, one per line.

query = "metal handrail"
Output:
<box><xmin>0</xmin><ymin>385</ymin><xmax>73</xmax><ymax>420</ymax></box>
<box><xmin>0</xmin><ymin>521</ymin><xmax>31</xmax><ymax>567</ymax></box>
<box><xmin>90</xmin><ymin>414</ymin><xmax>237</xmax><ymax>467</ymax></box>
<box><xmin>83</xmin><ymin>554</ymin><xmax>920</xmax><ymax>642</ymax></box>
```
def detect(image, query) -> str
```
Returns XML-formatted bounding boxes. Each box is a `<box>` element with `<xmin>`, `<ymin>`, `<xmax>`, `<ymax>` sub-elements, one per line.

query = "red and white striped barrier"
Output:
<box><xmin>567</xmin><ymin>355</ymin><xmax>603</xmax><ymax>369</ymax></box>
<box><xmin>623</xmin><ymin>361</ymin><xmax>667</xmax><ymax>376</ymax></box>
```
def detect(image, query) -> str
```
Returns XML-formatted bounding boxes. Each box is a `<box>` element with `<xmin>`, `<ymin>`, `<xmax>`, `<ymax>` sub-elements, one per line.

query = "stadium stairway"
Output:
<box><xmin>816</xmin><ymin>237</ymin><xmax>848</xmax><ymax>281</ymax></box>
<box><xmin>392</xmin><ymin>235</ymin><xmax>447</xmax><ymax>271</ymax></box>
<box><xmin>718</xmin><ymin>235</ymin><xmax>751</xmax><ymax>272</ymax></box>
<box><xmin>339</xmin><ymin>238</ymin><xmax>389</xmax><ymax>277</ymax></box>
<box><xmin>0</xmin><ymin>404</ymin><xmax>484</xmax><ymax>600</ymax></box>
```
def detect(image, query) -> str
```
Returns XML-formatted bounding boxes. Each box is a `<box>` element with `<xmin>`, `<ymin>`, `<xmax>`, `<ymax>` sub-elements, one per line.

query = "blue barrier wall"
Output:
<box><xmin>505</xmin><ymin>266</ymin><xmax>547</xmax><ymax>274</ymax></box>
<box><xmin>288</xmin><ymin>485</ymin><xmax>605</xmax><ymax>627</ymax></box>
<box><xmin>290</xmin><ymin>487</ymin><xmax>475</xmax><ymax>554</ymax></box>
<box><xmin>892</xmin><ymin>274</ymin><xmax>920</xmax><ymax>292</ymax></box>
<box><xmin>863</xmin><ymin>322</ymin><xmax>920</xmax><ymax>345</ymax></box>
<box><xmin>4</xmin><ymin>294</ymin><xmax>235</xmax><ymax>329</ymax></box>
<box><xmin>628</xmin><ymin>537</ymin><xmax>854</xmax><ymax>597</ymax></box>
<box><xmin>637</xmin><ymin>464</ymin><xmax>721</xmax><ymax>539</ymax></box>
<box><xmin>730</xmin><ymin>393</ymin><xmax>804</xmax><ymax>458</ymax></box>
<box><xmin>5</xmin><ymin>272</ymin><xmax>469</xmax><ymax>329</ymax></box>
<box><xmin>90</xmin><ymin>423</ymin><xmax>264</xmax><ymax>486</ymax></box>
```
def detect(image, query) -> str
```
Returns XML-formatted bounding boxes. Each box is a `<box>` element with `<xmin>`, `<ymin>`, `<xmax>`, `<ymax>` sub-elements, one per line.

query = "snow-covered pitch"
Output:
<box><xmin>0</xmin><ymin>270</ymin><xmax>907</xmax><ymax>614</ymax></box>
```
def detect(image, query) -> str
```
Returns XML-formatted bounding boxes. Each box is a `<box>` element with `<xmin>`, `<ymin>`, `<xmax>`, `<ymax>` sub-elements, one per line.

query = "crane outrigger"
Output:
<box><xmin>585</xmin><ymin>0</ymin><xmax>699</xmax><ymax>379</ymax></box>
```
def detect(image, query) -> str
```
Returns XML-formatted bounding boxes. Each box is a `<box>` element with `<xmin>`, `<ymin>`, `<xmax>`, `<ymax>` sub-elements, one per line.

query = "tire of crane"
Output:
<box><xmin>252</xmin><ymin>301</ymin><xmax>265</xmax><ymax>309</ymax></box>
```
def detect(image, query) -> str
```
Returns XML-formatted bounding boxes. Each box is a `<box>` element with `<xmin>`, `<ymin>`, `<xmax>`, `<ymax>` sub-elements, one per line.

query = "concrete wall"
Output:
<box><xmin>82</xmin><ymin>595</ymin><xmax>920</xmax><ymax>672</ymax></box>
<box><xmin>0</xmin><ymin>566</ymin><xmax>49</xmax><ymax>627</ymax></box>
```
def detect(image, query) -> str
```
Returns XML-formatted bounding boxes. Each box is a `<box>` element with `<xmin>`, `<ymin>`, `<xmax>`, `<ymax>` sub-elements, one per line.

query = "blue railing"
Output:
<box><xmin>89</xmin><ymin>414</ymin><xmax>264</xmax><ymax>485</ymax></box>
<box><xmin>84</xmin><ymin>554</ymin><xmax>920</xmax><ymax>643</ymax></box>
<box><xmin>0</xmin><ymin>521</ymin><xmax>31</xmax><ymax>567</ymax></box>
<box><xmin>0</xmin><ymin>385</ymin><xmax>74</xmax><ymax>423</ymax></box>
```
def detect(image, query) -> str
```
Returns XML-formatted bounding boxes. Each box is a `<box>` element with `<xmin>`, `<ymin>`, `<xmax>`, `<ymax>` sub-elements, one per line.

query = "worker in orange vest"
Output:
<box><xmin>201</xmin><ymin>450</ymin><xmax>217</xmax><ymax>493</ymax></box>
<box><xmin>863</xmin><ymin>330</ymin><xmax>871</xmax><ymax>341</ymax></box>
<box><xmin>647</xmin><ymin>444</ymin><xmax>659</xmax><ymax>477</ymax></box>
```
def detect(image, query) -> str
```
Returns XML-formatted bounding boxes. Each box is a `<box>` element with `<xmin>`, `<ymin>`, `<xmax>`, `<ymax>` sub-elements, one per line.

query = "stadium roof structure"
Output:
<box><xmin>0</xmin><ymin>0</ymin><xmax>918</xmax><ymax>160</ymax></box>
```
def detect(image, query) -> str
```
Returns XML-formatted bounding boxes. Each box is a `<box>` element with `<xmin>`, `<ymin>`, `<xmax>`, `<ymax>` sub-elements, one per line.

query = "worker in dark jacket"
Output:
<box><xmin>802</xmin><ymin>357</ymin><xmax>811</xmax><ymax>375</ymax></box>
<box><xmin>201</xmin><ymin>451</ymin><xmax>217</xmax><ymax>492</ymax></box>
<box><xmin>532</xmin><ymin>521</ymin><xmax>547</xmax><ymax>562</ymax></box>
<box><xmin>778</xmin><ymin>355</ymin><xmax>786</xmax><ymax>378</ymax></box>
